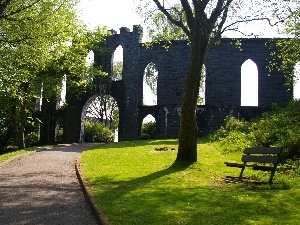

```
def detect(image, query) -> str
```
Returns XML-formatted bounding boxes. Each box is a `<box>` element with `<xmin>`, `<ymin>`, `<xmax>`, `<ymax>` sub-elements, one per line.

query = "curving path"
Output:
<box><xmin>0</xmin><ymin>143</ymin><xmax>100</xmax><ymax>225</ymax></box>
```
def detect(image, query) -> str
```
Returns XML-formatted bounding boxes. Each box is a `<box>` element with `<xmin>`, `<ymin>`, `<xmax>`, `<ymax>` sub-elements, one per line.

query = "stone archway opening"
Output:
<box><xmin>112</xmin><ymin>45</ymin><xmax>123</xmax><ymax>81</ymax></box>
<box><xmin>241</xmin><ymin>59</ymin><xmax>258</xmax><ymax>106</ymax></box>
<box><xmin>80</xmin><ymin>94</ymin><xmax>119</xmax><ymax>142</ymax></box>
<box><xmin>141</xmin><ymin>114</ymin><xmax>156</xmax><ymax>140</ymax></box>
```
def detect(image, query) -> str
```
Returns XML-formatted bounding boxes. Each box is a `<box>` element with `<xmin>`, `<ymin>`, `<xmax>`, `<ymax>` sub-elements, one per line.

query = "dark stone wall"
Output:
<box><xmin>40</xmin><ymin>26</ymin><xmax>293</xmax><ymax>143</ymax></box>
<box><xmin>92</xmin><ymin>26</ymin><xmax>292</xmax><ymax>141</ymax></box>
<box><xmin>205</xmin><ymin>39</ymin><xmax>292</xmax><ymax>106</ymax></box>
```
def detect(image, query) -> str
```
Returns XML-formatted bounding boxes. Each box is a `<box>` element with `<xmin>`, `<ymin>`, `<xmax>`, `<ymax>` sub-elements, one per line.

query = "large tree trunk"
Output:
<box><xmin>176</xmin><ymin>34</ymin><xmax>210</xmax><ymax>162</ymax></box>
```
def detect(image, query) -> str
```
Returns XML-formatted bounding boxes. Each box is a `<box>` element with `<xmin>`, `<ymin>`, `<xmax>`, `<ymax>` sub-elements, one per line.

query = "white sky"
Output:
<box><xmin>77</xmin><ymin>0</ymin><xmax>141</xmax><ymax>31</ymax></box>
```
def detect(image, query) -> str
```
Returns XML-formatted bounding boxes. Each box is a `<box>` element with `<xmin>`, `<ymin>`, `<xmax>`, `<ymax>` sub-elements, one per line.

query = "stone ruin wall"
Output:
<box><xmin>40</xmin><ymin>26</ymin><xmax>293</xmax><ymax>143</ymax></box>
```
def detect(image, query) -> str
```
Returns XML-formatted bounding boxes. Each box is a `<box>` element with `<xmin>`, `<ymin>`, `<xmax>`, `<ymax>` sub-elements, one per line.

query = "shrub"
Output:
<box><xmin>85</xmin><ymin>122</ymin><xmax>114</xmax><ymax>143</ymax></box>
<box><xmin>25</xmin><ymin>132</ymin><xmax>39</xmax><ymax>147</ymax></box>
<box><xmin>210</xmin><ymin>117</ymin><xmax>253</xmax><ymax>153</ymax></box>
<box><xmin>142</xmin><ymin>121</ymin><xmax>156</xmax><ymax>139</ymax></box>
<box><xmin>141</xmin><ymin>133</ymin><xmax>151</xmax><ymax>140</ymax></box>
<box><xmin>56</xmin><ymin>129</ymin><xmax>63</xmax><ymax>142</ymax></box>
<box><xmin>211</xmin><ymin>100</ymin><xmax>300</xmax><ymax>162</ymax></box>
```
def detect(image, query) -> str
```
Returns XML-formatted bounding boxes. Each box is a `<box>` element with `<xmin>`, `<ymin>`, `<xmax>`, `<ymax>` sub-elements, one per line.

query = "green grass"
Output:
<box><xmin>80</xmin><ymin>139</ymin><xmax>300</xmax><ymax>225</ymax></box>
<box><xmin>0</xmin><ymin>146</ymin><xmax>47</xmax><ymax>164</ymax></box>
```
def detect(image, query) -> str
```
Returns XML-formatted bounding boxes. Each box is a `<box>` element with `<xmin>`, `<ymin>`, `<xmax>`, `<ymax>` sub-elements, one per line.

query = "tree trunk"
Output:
<box><xmin>17</xmin><ymin>82</ymin><xmax>29</xmax><ymax>149</ymax></box>
<box><xmin>176</xmin><ymin>34</ymin><xmax>209</xmax><ymax>162</ymax></box>
<box><xmin>17</xmin><ymin>102</ymin><xmax>26</xmax><ymax>149</ymax></box>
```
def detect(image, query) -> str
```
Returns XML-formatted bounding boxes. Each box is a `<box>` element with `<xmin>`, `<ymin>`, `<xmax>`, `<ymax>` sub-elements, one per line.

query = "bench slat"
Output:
<box><xmin>241</xmin><ymin>155</ymin><xmax>280</xmax><ymax>163</ymax></box>
<box><xmin>244</xmin><ymin>147</ymin><xmax>282</xmax><ymax>154</ymax></box>
<box><xmin>253</xmin><ymin>165</ymin><xmax>275</xmax><ymax>171</ymax></box>
<box><xmin>225</xmin><ymin>162</ymin><xmax>245</xmax><ymax>168</ymax></box>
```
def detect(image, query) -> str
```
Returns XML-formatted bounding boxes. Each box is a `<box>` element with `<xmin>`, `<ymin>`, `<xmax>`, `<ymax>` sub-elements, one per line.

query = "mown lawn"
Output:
<box><xmin>80</xmin><ymin>139</ymin><xmax>300</xmax><ymax>225</ymax></box>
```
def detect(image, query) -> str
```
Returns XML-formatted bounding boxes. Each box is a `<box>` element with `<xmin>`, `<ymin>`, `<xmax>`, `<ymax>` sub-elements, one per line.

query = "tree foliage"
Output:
<box><xmin>269</xmin><ymin>5</ymin><xmax>300</xmax><ymax>88</ymax></box>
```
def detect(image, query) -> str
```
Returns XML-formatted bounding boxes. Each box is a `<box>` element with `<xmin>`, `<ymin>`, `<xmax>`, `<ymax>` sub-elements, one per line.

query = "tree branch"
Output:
<box><xmin>212</xmin><ymin>0</ymin><xmax>233</xmax><ymax>39</ymax></box>
<box><xmin>152</xmin><ymin>0</ymin><xmax>190</xmax><ymax>37</ymax></box>
<box><xmin>222</xmin><ymin>17</ymin><xmax>286</xmax><ymax>34</ymax></box>
<box><xmin>181</xmin><ymin>0</ymin><xmax>195</xmax><ymax>30</ymax></box>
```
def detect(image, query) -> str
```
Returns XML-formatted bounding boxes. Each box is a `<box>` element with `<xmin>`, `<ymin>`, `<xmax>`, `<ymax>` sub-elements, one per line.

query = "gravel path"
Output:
<box><xmin>0</xmin><ymin>143</ymin><xmax>100</xmax><ymax>225</ymax></box>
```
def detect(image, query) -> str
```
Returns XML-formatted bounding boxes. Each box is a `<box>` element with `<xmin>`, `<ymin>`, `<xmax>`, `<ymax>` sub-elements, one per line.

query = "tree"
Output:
<box><xmin>85</xmin><ymin>61</ymin><xmax>121</xmax><ymax>130</ymax></box>
<box><xmin>0</xmin><ymin>0</ymin><xmax>40</xmax><ymax>22</ymax></box>
<box><xmin>137</xmin><ymin>0</ymin><xmax>297</xmax><ymax>162</ymax></box>
<box><xmin>0</xmin><ymin>0</ymin><xmax>108</xmax><ymax>149</ymax></box>
<box><xmin>270</xmin><ymin>5</ymin><xmax>300</xmax><ymax>88</ymax></box>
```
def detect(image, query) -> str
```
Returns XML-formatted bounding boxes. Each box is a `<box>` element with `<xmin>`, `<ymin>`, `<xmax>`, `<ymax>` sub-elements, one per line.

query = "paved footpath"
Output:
<box><xmin>0</xmin><ymin>143</ymin><xmax>100</xmax><ymax>225</ymax></box>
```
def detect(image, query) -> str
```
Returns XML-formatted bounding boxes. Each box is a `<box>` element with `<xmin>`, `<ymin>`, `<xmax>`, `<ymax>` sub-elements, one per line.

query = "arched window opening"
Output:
<box><xmin>80</xmin><ymin>94</ymin><xmax>119</xmax><ymax>142</ymax></box>
<box><xmin>54</xmin><ymin>117</ymin><xmax>63</xmax><ymax>142</ymax></box>
<box><xmin>241</xmin><ymin>59</ymin><xmax>258</xmax><ymax>106</ymax></box>
<box><xmin>143</xmin><ymin>62</ymin><xmax>158</xmax><ymax>105</ymax></box>
<box><xmin>293</xmin><ymin>62</ymin><xmax>300</xmax><ymax>100</ymax></box>
<box><xmin>141</xmin><ymin>114</ymin><xmax>156</xmax><ymax>140</ymax></box>
<box><xmin>198</xmin><ymin>65</ymin><xmax>206</xmax><ymax>105</ymax></box>
<box><xmin>58</xmin><ymin>74</ymin><xmax>67</xmax><ymax>108</ymax></box>
<box><xmin>112</xmin><ymin>45</ymin><xmax>123</xmax><ymax>81</ymax></box>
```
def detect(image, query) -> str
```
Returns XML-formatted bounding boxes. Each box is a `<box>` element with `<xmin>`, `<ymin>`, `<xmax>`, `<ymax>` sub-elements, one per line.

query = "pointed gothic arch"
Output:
<box><xmin>143</xmin><ymin>62</ymin><xmax>158</xmax><ymax>105</ymax></box>
<box><xmin>112</xmin><ymin>45</ymin><xmax>123</xmax><ymax>81</ymax></box>
<box><xmin>241</xmin><ymin>59</ymin><xmax>258</xmax><ymax>106</ymax></box>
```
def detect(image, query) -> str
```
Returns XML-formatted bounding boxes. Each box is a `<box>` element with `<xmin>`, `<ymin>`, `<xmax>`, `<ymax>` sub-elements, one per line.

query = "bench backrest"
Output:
<box><xmin>241</xmin><ymin>147</ymin><xmax>282</xmax><ymax>164</ymax></box>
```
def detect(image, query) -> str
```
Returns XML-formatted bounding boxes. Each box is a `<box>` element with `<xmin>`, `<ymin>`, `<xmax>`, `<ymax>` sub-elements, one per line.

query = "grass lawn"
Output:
<box><xmin>0</xmin><ymin>146</ymin><xmax>43</xmax><ymax>164</ymax></box>
<box><xmin>80</xmin><ymin>139</ymin><xmax>300</xmax><ymax>225</ymax></box>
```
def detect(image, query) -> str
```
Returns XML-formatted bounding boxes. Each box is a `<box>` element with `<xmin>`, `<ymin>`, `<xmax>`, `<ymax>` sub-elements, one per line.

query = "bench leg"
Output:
<box><xmin>268</xmin><ymin>170</ymin><xmax>276</xmax><ymax>184</ymax></box>
<box><xmin>239</xmin><ymin>167</ymin><xmax>246</xmax><ymax>178</ymax></box>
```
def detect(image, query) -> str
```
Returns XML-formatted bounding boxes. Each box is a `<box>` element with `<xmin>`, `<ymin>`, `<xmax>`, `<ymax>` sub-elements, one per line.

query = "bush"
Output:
<box><xmin>211</xmin><ymin>100</ymin><xmax>300</xmax><ymax>162</ymax></box>
<box><xmin>142</xmin><ymin>122</ymin><xmax>156</xmax><ymax>139</ymax></box>
<box><xmin>56</xmin><ymin>129</ymin><xmax>63</xmax><ymax>142</ymax></box>
<box><xmin>210</xmin><ymin>117</ymin><xmax>253</xmax><ymax>153</ymax></box>
<box><xmin>85</xmin><ymin>122</ymin><xmax>114</xmax><ymax>143</ymax></box>
<box><xmin>25</xmin><ymin>132</ymin><xmax>39</xmax><ymax>147</ymax></box>
<box><xmin>141</xmin><ymin>133</ymin><xmax>151</xmax><ymax>140</ymax></box>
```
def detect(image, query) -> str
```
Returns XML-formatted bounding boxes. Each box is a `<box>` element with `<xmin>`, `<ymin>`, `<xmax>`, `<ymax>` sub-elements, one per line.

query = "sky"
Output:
<box><xmin>77</xmin><ymin>0</ymin><xmax>141</xmax><ymax>31</ymax></box>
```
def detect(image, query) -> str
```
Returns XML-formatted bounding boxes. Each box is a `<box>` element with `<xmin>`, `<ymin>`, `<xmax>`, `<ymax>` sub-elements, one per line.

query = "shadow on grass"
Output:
<box><xmin>91</xmin><ymin>161</ymin><xmax>299</xmax><ymax>224</ymax></box>
<box><xmin>88</xmin><ymin>138</ymin><xmax>211</xmax><ymax>151</ymax></box>
<box><xmin>87</xmin><ymin>139</ymin><xmax>179</xmax><ymax>150</ymax></box>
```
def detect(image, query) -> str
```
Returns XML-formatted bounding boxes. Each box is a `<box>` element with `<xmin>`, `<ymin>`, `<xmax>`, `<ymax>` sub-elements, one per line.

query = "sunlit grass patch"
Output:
<box><xmin>80</xmin><ymin>139</ymin><xmax>300</xmax><ymax>225</ymax></box>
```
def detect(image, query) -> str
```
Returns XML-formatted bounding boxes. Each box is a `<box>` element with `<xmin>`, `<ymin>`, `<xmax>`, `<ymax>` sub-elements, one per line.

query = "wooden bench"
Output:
<box><xmin>224</xmin><ymin>147</ymin><xmax>282</xmax><ymax>184</ymax></box>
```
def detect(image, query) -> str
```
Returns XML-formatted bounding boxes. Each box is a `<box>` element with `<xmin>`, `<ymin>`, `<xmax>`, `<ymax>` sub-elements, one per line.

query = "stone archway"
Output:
<box><xmin>79</xmin><ymin>94</ymin><xmax>119</xmax><ymax>142</ymax></box>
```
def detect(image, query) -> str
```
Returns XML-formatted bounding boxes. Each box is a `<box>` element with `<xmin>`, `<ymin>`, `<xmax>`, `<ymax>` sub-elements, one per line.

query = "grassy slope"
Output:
<box><xmin>80</xmin><ymin>140</ymin><xmax>300</xmax><ymax>225</ymax></box>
